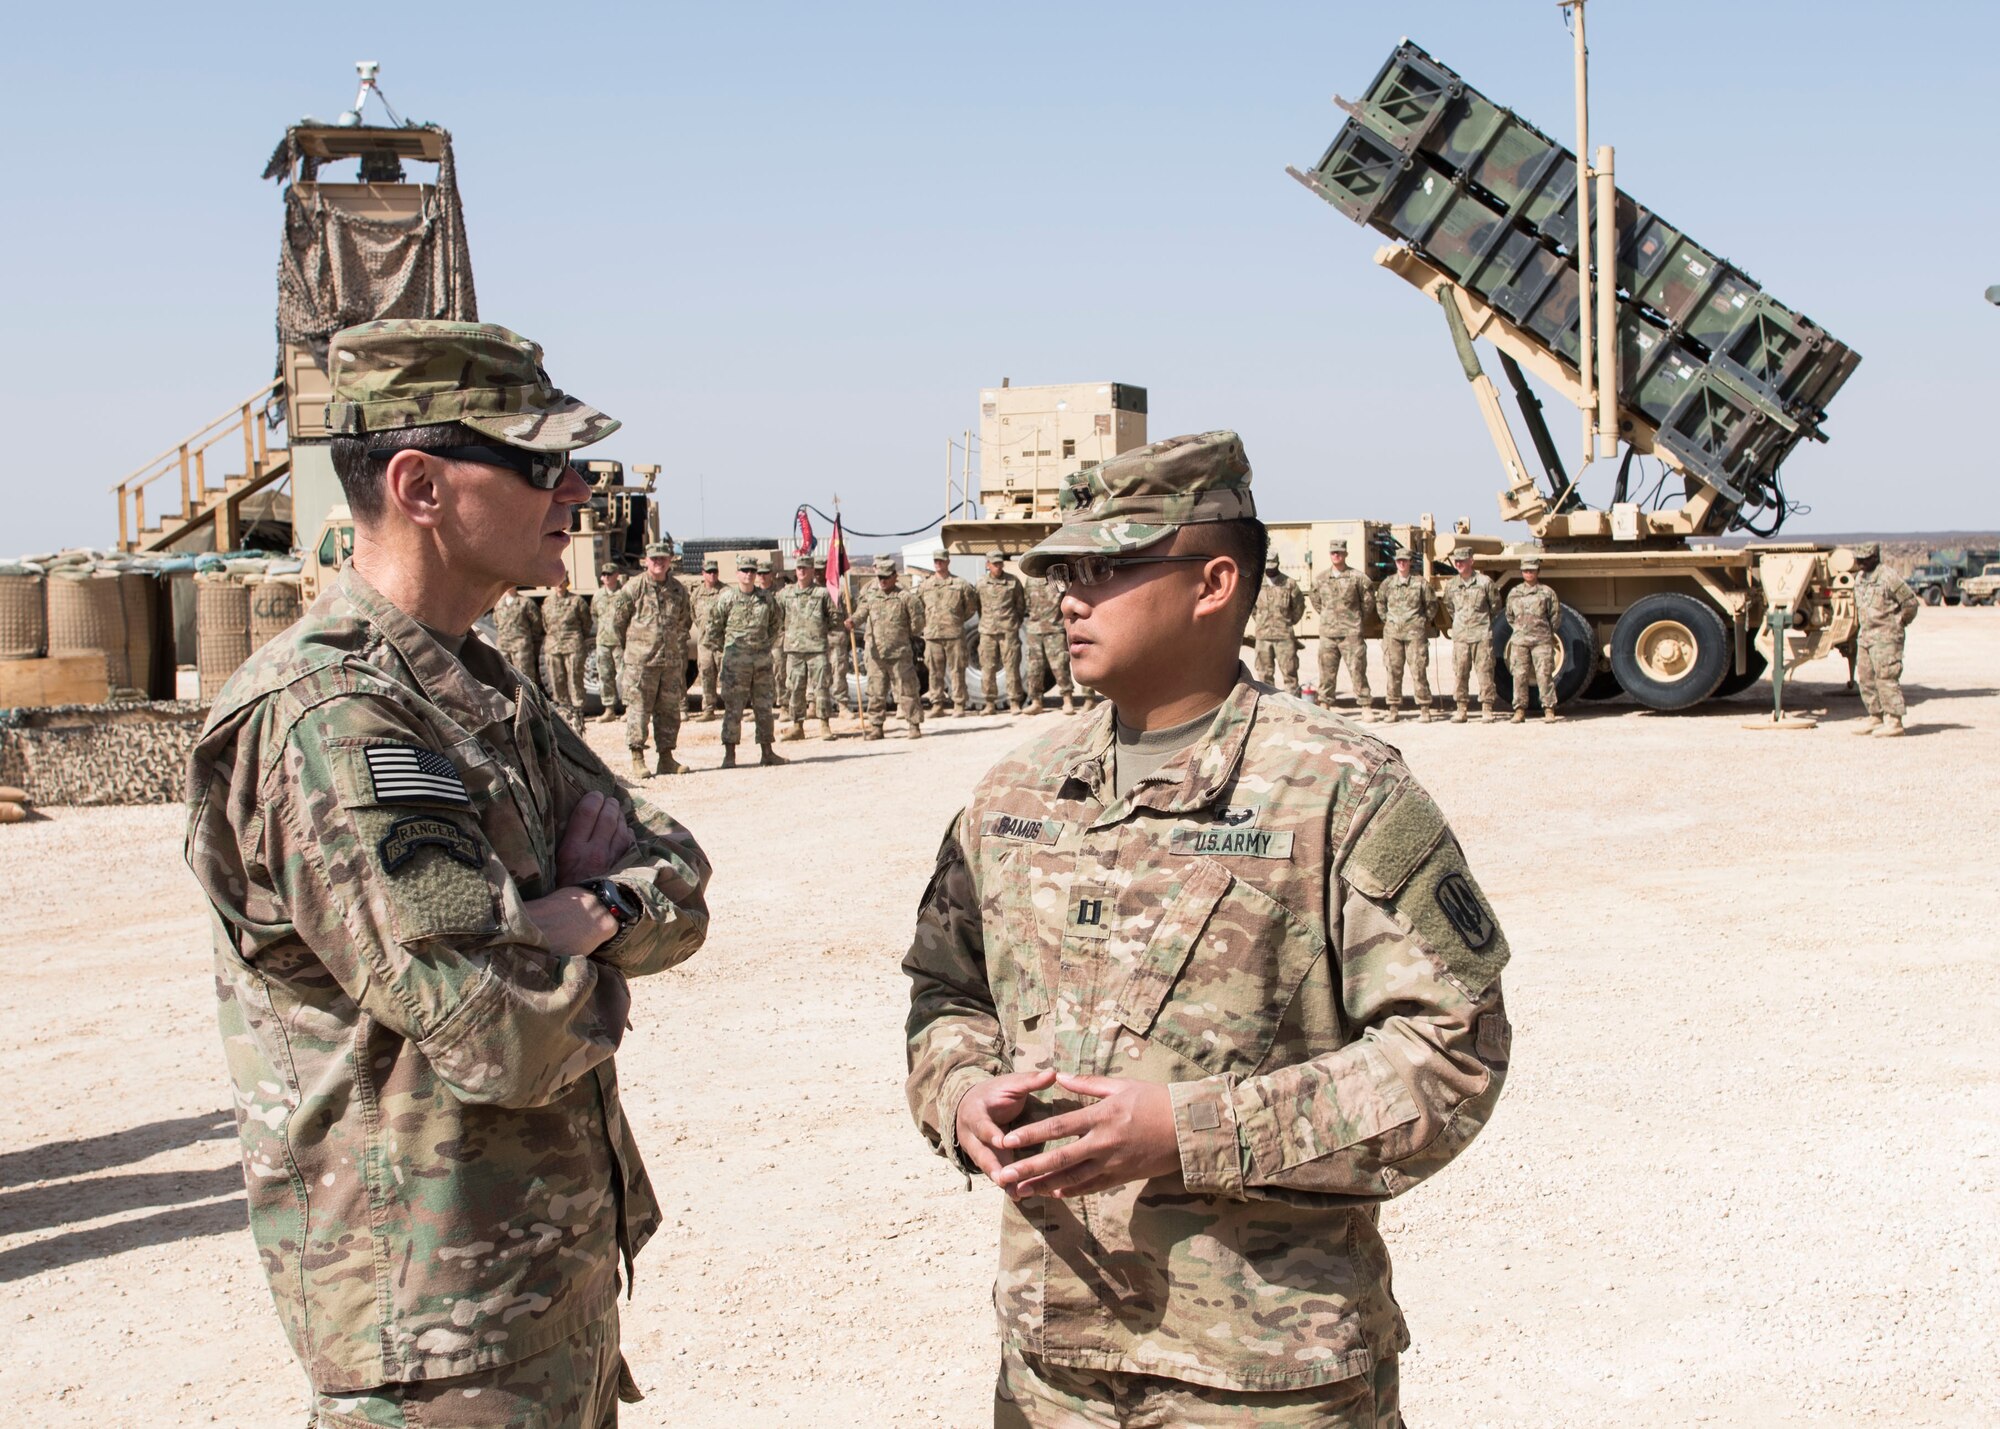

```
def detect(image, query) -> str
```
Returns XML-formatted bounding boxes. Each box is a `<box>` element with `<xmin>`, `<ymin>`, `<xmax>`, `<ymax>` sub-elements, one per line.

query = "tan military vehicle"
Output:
<box><xmin>1959</xmin><ymin>563</ymin><xmax>2000</xmax><ymax>607</ymax></box>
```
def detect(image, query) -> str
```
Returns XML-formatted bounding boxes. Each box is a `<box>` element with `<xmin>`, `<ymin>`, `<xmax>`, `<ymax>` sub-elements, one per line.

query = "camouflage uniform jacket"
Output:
<box><xmin>920</xmin><ymin>573</ymin><xmax>977</xmax><ymax>640</ymax></box>
<box><xmin>905</xmin><ymin>673</ymin><xmax>1511</xmax><ymax>1393</ymax></box>
<box><xmin>1854</xmin><ymin>567</ymin><xmax>1919</xmax><ymax>641</ymax></box>
<box><xmin>1376</xmin><ymin>574</ymin><xmax>1435</xmax><ymax>638</ymax></box>
<box><xmin>690</xmin><ymin>583</ymin><xmax>726</xmax><ymax>649</ymax></box>
<box><xmin>613</xmin><ymin>574</ymin><xmax>693</xmax><ymax>668</ymax></box>
<box><xmin>1443</xmin><ymin>573</ymin><xmax>1497</xmax><ymax>638</ymax></box>
<box><xmin>978</xmin><ymin>572</ymin><xmax>1029</xmax><ymax>632</ymax></box>
<box><xmin>184</xmin><ymin>565</ymin><xmax>712</xmax><ymax>1392</ymax></box>
<box><xmin>1504</xmin><ymin>582</ymin><xmax>1561</xmax><ymax>643</ymax></box>
<box><xmin>1310</xmin><ymin>568</ymin><xmax>1374</xmax><ymax>635</ymax></box>
<box><xmin>492</xmin><ymin>592</ymin><xmax>542</xmax><ymax>652</ymax></box>
<box><xmin>707</xmin><ymin>586</ymin><xmax>778</xmax><ymax>654</ymax></box>
<box><xmin>1024</xmin><ymin>577</ymin><xmax>1064</xmax><ymax>635</ymax></box>
<box><xmin>540</xmin><ymin>589</ymin><xmax>592</xmax><ymax>654</ymax></box>
<box><xmin>777</xmin><ymin>584</ymin><xmax>836</xmax><ymax>654</ymax></box>
<box><xmin>1252</xmin><ymin>573</ymin><xmax>1307</xmax><ymax>642</ymax></box>
<box><xmin>855</xmin><ymin>584</ymin><xmax>925</xmax><ymax>655</ymax></box>
<box><xmin>591</xmin><ymin>586</ymin><xmax>626</xmax><ymax>651</ymax></box>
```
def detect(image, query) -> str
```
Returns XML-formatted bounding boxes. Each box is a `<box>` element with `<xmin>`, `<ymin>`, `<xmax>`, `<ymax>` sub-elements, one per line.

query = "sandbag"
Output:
<box><xmin>47</xmin><ymin>570</ymin><xmax>131</xmax><ymax>690</ymax></box>
<box><xmin>196</xmin><ymin>575</ymin><xmax>252</xmax><ymax>703</ymax></box>
<box><xmin>0</xmin><ymin>569</ymin><xmax>45</xmax><ymax>660</ymax></box>
<box><xmin>0</xmin><ymin>785</ymin><xmax>27</xmax><ymax>804</ymax></box>
<box><xmin>0</xmin><ymin>802</ymin><xmax>26</xmax><ymax>825</ymax></box>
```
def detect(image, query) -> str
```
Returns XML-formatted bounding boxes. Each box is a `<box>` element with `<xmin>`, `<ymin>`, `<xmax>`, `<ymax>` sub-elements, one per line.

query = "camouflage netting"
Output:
<box><xmin>264</xmin><ymin>124</ymin><xmax>478</xmax><ymax>373</ymax></box>
<box><xmin>0</xmin><ymin>700</ymin><xmax>204</xmax><ymax>807</ymax></box>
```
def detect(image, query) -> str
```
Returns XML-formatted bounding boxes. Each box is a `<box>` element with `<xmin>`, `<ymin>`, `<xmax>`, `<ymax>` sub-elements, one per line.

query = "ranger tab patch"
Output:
<box><xmin>1169</xmin><ymin>826</ymin><xmax>1295</xmax><ymax>859</ymax></box>
<box><xmin>379</xmin><ymin>816</ymin><xmax>483</xmax><ymax>874</ymax></box>
<box><xmin>364</xmin><ymin>744</ymin><xmax>470</xmax><ymax>805</ymax></box>
<box><xmin>982</xmin><ymin>812</ymin><xmax>1063</xmax><ymax>845</ymax></box>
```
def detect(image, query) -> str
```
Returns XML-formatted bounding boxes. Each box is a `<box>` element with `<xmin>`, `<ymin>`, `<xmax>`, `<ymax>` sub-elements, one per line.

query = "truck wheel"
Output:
<box><xmin>1610</xmin><ymin>594</ymin><xmax>1730</xmax><ymax>710</ymax></box>
<box><xmin>1491</xmin><ymin>602</ymin><xmax>1594</xmax><ymax>711</ymax></box>
<box><xmin>1714</xmin><ymin>647</ymin><xmax>1769</xmax><ymax>699</ymax></box>
<box><xmin>1921</xmin><ymin>586</ymin><xmax>1943</xmax><ymax>606</ymax></box>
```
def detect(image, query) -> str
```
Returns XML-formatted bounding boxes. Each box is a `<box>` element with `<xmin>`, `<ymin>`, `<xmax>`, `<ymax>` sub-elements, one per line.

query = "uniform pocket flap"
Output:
<box><xmin>1114</xmin><ymin>858</ymin><xmax>1234</xmax><ymax>1036</ymax></box>
<box><xmin>1341</xmin><ymin>779</ymin><xmax>1446</xmax><ymax>901</ymax></box>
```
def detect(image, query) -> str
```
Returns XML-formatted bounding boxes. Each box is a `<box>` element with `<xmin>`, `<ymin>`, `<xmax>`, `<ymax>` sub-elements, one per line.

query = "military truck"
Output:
<box><xmin>1283</xmin><ymin>35</ymin><xmax>1866</xmax><ymax>710</ymax></box>
<box><xmin>1907</xmin><ymin>547</ymin><xmax>1999</xmax><ymax>606</ymax></box>
<box><xmin>1958</xmin><ymin>563</ymin><xmax>2000</xmax><ymax>607</ymax></box>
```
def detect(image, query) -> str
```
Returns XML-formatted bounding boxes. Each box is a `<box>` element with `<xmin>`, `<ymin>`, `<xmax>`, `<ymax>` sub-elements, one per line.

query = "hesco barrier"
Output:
<box><xmin>249</xmin><ymin>575</ymin><xmax>303</xmax><ymax>652</ymax></box>
<box><xmin>0</xmin><ymin>699</ymin><xmax>206</xmax><ymax>806</ymax></box>
<box><xmin>47</xmin><ymin>570</ymin><xmax>132</xmax><ymax>693</ymax></box>
<box><xmin>0</xmin><ymin>570</ymin><xmax>45</xmax><ymax>660</ymax></box>
<box><xmin>118</xmin><ymin>571</ymin><xmax>157</xmax><ymax>699</ymax></box>
<box><xmin>196</xmin><ymin>575</ymin><xmax>252</xmax><ymax>703</ymax></box>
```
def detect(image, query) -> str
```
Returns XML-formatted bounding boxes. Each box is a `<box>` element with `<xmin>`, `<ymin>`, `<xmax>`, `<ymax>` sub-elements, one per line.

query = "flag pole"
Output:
<box><xmin>835</xmin><ymin>494</ymin><xmax>863</xmax><ymax>717</ymax></box>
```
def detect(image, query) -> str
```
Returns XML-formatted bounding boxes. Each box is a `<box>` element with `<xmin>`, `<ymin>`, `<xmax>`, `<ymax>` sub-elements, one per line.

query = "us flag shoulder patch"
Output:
<box><xmin>363</xmin><ymin>744</ymin><xmax>470</xmax><ymax>805</ymax></box>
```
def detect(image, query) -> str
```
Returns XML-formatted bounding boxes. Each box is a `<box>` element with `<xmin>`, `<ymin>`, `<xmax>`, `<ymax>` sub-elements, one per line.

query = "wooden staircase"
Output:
<box><xmin>113</xmin><ymin>379</ymin><xmax>292</xmax><ymax>553</ymax></box>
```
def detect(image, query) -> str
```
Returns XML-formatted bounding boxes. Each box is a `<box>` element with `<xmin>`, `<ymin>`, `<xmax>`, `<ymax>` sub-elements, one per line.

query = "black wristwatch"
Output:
<box><xmin>583</xmin><ymin>878</ymin><xmax>641</xmax><ymax>936</ymax></box>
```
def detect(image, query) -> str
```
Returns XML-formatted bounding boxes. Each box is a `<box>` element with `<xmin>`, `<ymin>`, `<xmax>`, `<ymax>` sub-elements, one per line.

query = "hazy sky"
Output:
<box><xmin>8</xmin><ymin>0</ymin><xmax>1997</xmax><ymax>555</ymax></box>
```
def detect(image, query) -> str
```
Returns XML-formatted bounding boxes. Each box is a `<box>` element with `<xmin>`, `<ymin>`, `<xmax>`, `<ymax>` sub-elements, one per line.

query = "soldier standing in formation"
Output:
<box><xmin>903</xmin><ymin>429</ymin><xmax>1510</xmax><ymax>1429</ymax></box>
<box><xmin>592</xmin><ymin>564</ymin><xmax>627</xmax><ymax>723</ymax></box>
<box><xmin>1020</xmin><ymin>569</ymin><xmax>1074</xmax><ymax>715</ymax></box>
<box><xmin>1250</xmin><ymin>549</ymin><xmax>1306</xmax><ymax>695</ymax></box>
<box><xmin>827</xmin><ymin>576</ymin><xmax>859</xmax><ymax>715</ymax></box>
<box><xmin>856</xmin><ymin>555</ymin><xmax>925</xmax><ymax>740</ymax></box>
<box><xmin>977</xmin><ymin>553</ymin><xmax>1028</xmax><ymax>714</ymax></box>
<box><xmin>540</xmin><ymin>573</ymin><xmax>593</xmax><ymax>725</ymax></box>
<box><xmin>1378</xmin><ymin>546</ymin><xmax>1437</xmax><ymax>722</ymax></box>
<box><xmin>1444</xmin><ymin>546</ymin><xmax>1499</xmax><ymax>723</ymax></box>
<box><xmin>492</xmin><ymin>585</ymin><xmax>542</xmax><ymax>689</ymax></box>
<box><xmin>186</xmin><ymin>318</ymin><xmax>712</xmax><ymax>1426</ymax></box>
<box><xmin>615</xmin><ymin>539</ymin><xmax>694</xmax><ymax>776</ymax></box>
<box><xmin>920</xmin><ymin>551</ymin><xmax>977</xmax><ymax>715</ymax></box>
<box><xmin>759</xmin><ymin>559</ymin><xmax>787</xmax><ymax>695</ymax></box>
<box><xmin>779</xmin><ymin>552</ymin><xmax>838</xmax><ymax>740</ymax></box>
<box><xmin>1310</xmin><ymin>536</ymin><xmax>1374</xmax><ymax>718</ymax></box>
<box><xmin>1504</xmin><ymin>556</ymin><xmax>1562</xmax><ymax>724</ymax></box>
<box><xmin>1849</xmin><ymin>541</ymin><xmax>1920</xmax><ymax>736</ymax></box>
<box><xmin>691</xmin><ymin>558</ymin><xmax>725</xmax><ymax>719</ymax></box>
<box><xmin>708</xmin><ymin>558</ymin><xmax>786</xmax><ymax>768</ymax></box>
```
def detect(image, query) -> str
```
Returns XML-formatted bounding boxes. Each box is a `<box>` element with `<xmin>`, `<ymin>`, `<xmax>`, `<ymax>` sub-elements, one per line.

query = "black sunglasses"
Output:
<box><xmin>366</xmin><ymin>444</ymin><xmax>574</xmax><ymax>491</ymax></box>
<box><xmin>1042</xmin><ymin>554</ymin><xmax>1212</xmax><ymax>592</ymax></box>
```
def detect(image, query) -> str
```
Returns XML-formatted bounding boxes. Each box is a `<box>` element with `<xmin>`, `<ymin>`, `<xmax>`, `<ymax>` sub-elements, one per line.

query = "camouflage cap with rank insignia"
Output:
<box><xmin>645</xmin><ymin>539</ymin><xmax>676</xmax><ymax>558</ymax></box>
<box><xmin>1018</xmin><ymin>430</ymin><xmax>1256</xmax><ymax>577</ymax></box>
<box><xmin>325</xmin><ymin>319</ymin><xmax>620</xmax><ymax>452</ymax></box>
<box><xmin>874</xmin><ymin>555</ymin><xmax>899</xmax><ymax>575</ymax></box>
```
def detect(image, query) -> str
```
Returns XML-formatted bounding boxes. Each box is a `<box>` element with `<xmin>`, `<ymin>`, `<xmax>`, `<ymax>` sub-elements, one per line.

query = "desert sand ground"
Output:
<box><xmin>1</xmin><ymin>612</ymin><xmax>1995</xmax><ymax>1427</ymax></box>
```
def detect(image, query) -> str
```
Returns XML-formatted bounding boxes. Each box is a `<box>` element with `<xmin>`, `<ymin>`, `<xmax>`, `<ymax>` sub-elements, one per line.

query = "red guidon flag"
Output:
<box><xmin>825</xmin><ymin>516</ymin><xmax>852</xmax><ymax>607</ymax></box>
<box><xmin>795</xmin><ymin>508</ymin><xmax>817</xmax><ymax>562</ymax></box>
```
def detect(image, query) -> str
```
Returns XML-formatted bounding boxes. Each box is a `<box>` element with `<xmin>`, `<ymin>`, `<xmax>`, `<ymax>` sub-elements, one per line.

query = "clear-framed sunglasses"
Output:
<box><xmin>366</xmin><ymin>443</ymin><xmax>574</xmax><ymax>491</ymax></box>
<box><xmin>1042</xmin><ymin>553</ymin><xmax>1212</xmax><ymax>592</ymax></box>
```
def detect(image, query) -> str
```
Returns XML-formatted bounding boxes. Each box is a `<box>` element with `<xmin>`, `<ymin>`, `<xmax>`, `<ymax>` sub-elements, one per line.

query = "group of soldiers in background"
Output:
<box><xmin>1254</xmin><ymin>537</ymin><xmax>1566</xmax><ymax>725</ymax></box>
<box><xmin>490</xmin><ymin>538</ymin><xmax>1096</xmax><ymax>776</ymax></box>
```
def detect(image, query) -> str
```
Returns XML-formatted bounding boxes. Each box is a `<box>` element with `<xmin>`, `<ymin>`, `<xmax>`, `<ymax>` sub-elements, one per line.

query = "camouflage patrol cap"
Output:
<box><xmin>755</xmin><ymin>557</ymin><xmax>775</xmax><ymax>573</ymax></box>
<box><xmin>645</xmin><ymin>540</ymin><xmax>676</xmax><ymax>558</ymax></box>
<box><xmin>325</xmin><ymin>320</ymin><xmax>619</xmax><ymax>452</ymax></box>
<box><xmin>1452</xmin><ymin>546</ymin><xmax>1476</xmax><ymax>562</ymax></box>
<box><xmin>702</xmin><ymin>558</ymin><xmax>719</xmax><ymax>572</ymax></box>
<box><xmin>1265</xmin><ymin>551</ymin><xmax>1281</xmax><ymax>568</ymax></box>
<box><xmin>1850</xmin><ymin>541</ymin><xmax>1880</xmax><ymax>560</ymax></box>
<box><xmin>598</xmin><ymin>562</ymin><xmax>620</xmax><ymax>577</ymax></box>
<box><xmin>794</xmin><ymin>552</ymin><xmax>814</xmax><ymax>568</ymax></box>
<box><xmin>987</xmin><ymin>553</ymin><xmax>1006</xmax><ymax>566</ymax></box>
<box><xmin>1519</xmin><ymin>555</ymin><xmax>1543</xmax><ymax>570</ymax></box>
<box><xmin>874</xmin><ymin>555</ymin><xmax>899</xmax><ymax>575</ymax></box>
<box><xmin>1328</xmin><ymin>538</ymin><xmax>1349</xmax><ymax>554</ymax></box>
<box><xmin>1393</xmin><ymin>546</ymin><xmax>1415</xmax><ymax>561</ymax></box>
<box><xmin>1018</xmin><ymin>430</ymin><xmax>1255</xmax><ymax>577</ymax></box>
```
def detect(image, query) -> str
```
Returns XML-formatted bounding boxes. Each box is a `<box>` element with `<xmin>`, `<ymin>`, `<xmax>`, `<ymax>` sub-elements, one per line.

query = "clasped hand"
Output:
<box><xmin>954</xmin><ymin>1068</ymin><xmax>1179</xmax><ymax>1200</ymax></box>
<box><xmin>523</xmin><ymin>790</ymin><xmax>637</xmax><ymax>957</ymax></box>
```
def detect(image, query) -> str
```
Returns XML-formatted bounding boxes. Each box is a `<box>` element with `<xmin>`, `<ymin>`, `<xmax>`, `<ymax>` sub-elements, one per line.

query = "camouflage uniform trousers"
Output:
<box><xmin>1508</xmin><ymin>638</ymin><xmax>1559</xmax><ymax>711</ymax></box>
<box><xmin>786</xmin><ymin>651</ymin><xmax>833</xmax><ymax>722</ymax></box>
<box><xmin>1024</xmin><ymin>630</ymin><xmax>1070</xmax><ymax>706</ymax></box>
<box><xmin>697</xmin><ymin>644</ymin><xmax>720</xmax><ymax>714</ymax></box>
<box><xmin>595</xmin><ymin>642</ymin><xmax>624</xmax><ymax>714</ymax></box>
<box><xmin>719</xmin><ymin>645</ymin><xmax>776</xmax><ymax>746</ymax></box>
<box><xmin>978</xmin><ymin>627</ymin><xmax>1025</xmax><ymax>710</ymax></box>
<box><xmin>1452</xmin><ymin>632</ymin><xmax>1496</xmax><ymax>708</ymax></box>
<box><xmin>623</xmin><ymin>657</ymin><xmax>687</xmax><ymax>755</ymax></box>
<box><xmin>1381</xmin><ymin>633</ymin><xmax>1432</xmax><ymax>710</ymax></box>
<box><xmin>1855</xmin><ymin>633</ymin><xmax>1907</xmax><ymax>719</ymax></box>
<box><xmin>867</xmin><ymin>647</ymin><xmax>924</xmax><ymax>733</ymax></box>
<box><xmin>925</xmin><ymin>637</ymin><xmax>970</xmax><ymax>711</ymax></box>
<box><xmin>311</xmin><ymin>1304</ymin><xmax>640</xmax><ymax>1428</ymax></box>
<box><xmin>1317</xmin><ymin>631</ymin><xmax>1369</xmax><ymax>708</ymax></box>
<box><xmin>498</xmin><ymin>639</ymin><xmax>541</xmax><ymax>693</ymax></box>
<box><xmin>1253</xmin><ymin>637</ymin><xmax>1301</xmax><ymax>694</ymax></box>
<box><xmin>547</xmin><ymin>650</ymin><xmax>589</xmax><ymax>721</ymax></box>
<box><xmin>994</xmin><ymin>1343</ymin><xmax>1399</xmax><ymax>1429</ymax></box>
<box><xmin>828</xmin><ymin>636</ymin><xmax>857</xmax><ymax>711</ymax></box>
